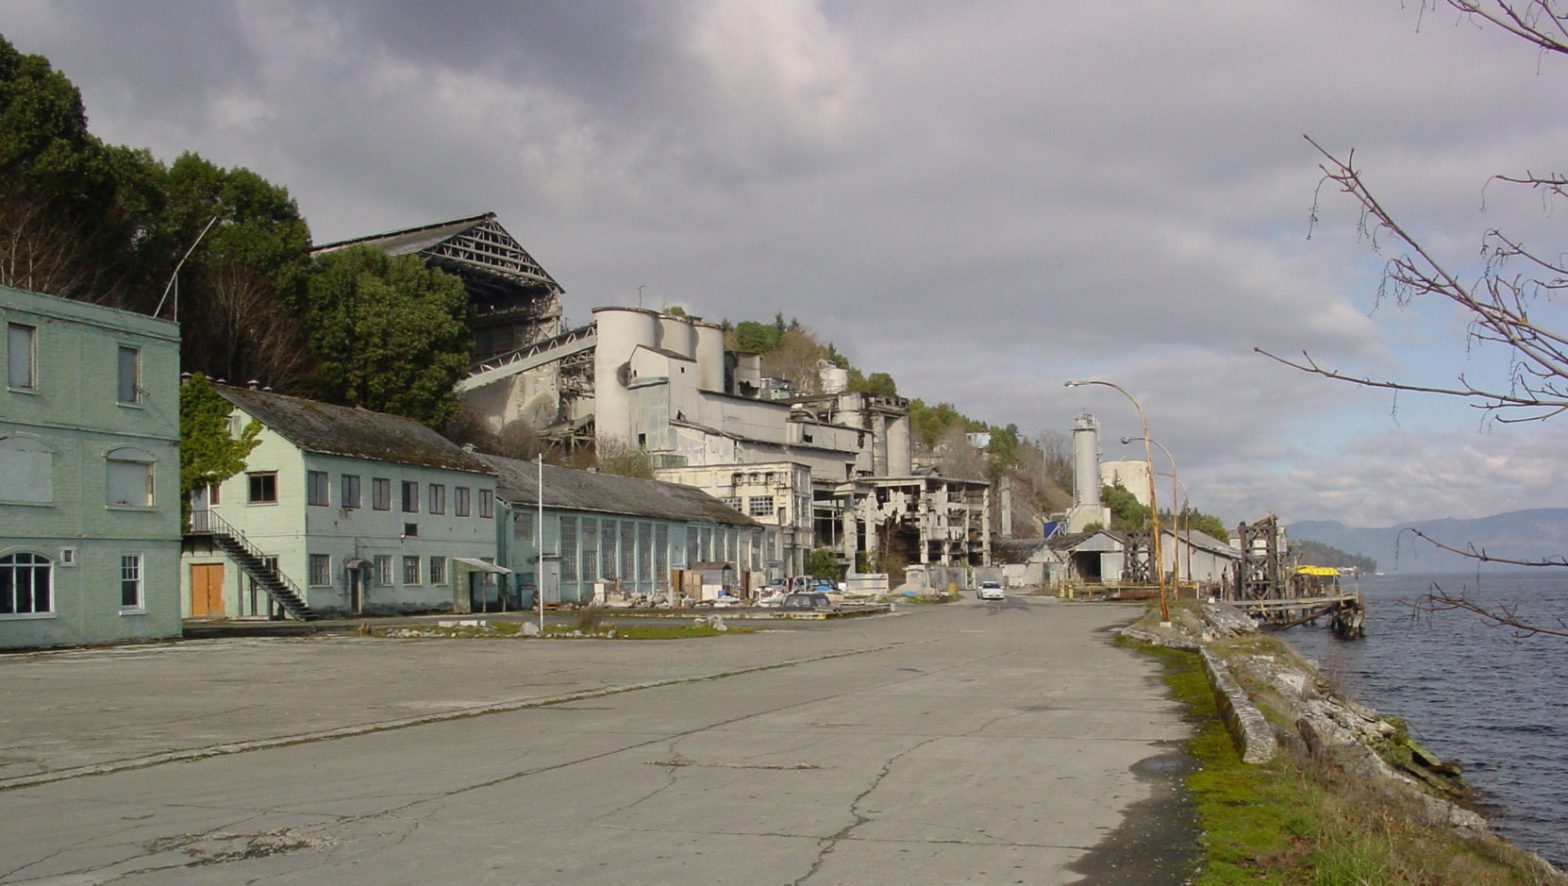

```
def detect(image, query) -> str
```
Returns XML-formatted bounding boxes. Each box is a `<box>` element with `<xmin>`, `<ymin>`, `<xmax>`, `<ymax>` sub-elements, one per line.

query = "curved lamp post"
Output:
<box><xmin>1065</xmin><ymin>379</ymin><xmax>1169</xmax><ymax>624</ymax></box>
<box><xmin>1122</xmin><ymin>434</ymin><xmax>1182</xmax><ymax>594</ymax></box>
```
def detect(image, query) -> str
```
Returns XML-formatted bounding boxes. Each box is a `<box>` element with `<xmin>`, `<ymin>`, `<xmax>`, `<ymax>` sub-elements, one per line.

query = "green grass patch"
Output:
<box><xmin>1139</xmin><ymin>641</ymin><xmax>1560</xmax><ymax>885</ymax></box>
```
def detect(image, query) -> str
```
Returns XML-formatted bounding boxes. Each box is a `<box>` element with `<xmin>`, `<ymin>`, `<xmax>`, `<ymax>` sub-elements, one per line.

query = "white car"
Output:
<box><xmin>977</xmin><ymin>580</ymin><xmax>1005</xmax><ymax>601</ymax></box>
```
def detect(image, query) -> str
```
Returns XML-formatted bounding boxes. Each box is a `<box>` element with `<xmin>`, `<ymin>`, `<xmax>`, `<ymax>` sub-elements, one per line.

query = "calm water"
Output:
<box><xmin>1283</xmin><ymin>572</ymin><xmax>1568</xmax><ymax>867</ymax></box>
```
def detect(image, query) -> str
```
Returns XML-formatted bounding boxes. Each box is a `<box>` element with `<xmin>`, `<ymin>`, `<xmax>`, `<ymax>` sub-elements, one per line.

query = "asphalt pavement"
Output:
<box><xmin>0</xmin><ymin>595</ymin><xmax>1196</xmax><ymax>884</ymax></box>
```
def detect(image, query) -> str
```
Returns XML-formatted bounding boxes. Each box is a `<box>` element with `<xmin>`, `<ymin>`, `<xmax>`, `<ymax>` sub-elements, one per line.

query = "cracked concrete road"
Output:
<box><xmin>0</xmin><ymin>598</ymin><xmax>1195</xmax><ymax>884</ymax></box>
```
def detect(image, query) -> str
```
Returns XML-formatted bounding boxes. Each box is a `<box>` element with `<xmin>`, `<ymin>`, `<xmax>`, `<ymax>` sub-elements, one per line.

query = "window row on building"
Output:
<box><xmin>305</xmin><ymin>553</ymin><xmax>454</xmax><ymax>588</ymax></box>
<box><xmin>7</xmin><ymin>321</ymin><xmax>147</xmax><ymax>406</ymax></box>
<box><xmin>0</xmin><ymin>551</ymin><xmax>147</xmax><ymax>617</ymax></box>
<box><xmin>247</xmin><ymin>470</ymin><xmax>494</xmax><ymax>517</ymax></box>
<box><xmin>0</xmin><ymin>436</ymin><xmax>160</xmax><ymax>508</ymax></box>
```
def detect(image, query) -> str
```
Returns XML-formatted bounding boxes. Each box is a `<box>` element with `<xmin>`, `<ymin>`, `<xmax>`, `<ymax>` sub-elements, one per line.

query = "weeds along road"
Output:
<box><xmin>0</xmin><ymin>598</ymin><xmax>1194</xmax><ymax>884</ymax></box>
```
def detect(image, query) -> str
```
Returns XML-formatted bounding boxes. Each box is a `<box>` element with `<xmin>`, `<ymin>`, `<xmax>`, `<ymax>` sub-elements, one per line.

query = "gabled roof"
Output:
<box><xmin>480</xmin><ymin>454</ymin><xmax>757</xmax><ymax>527</ymax></box>
<box><xmin>311</xmin><ymin>212</ymin><xmax>562</xmax><ymax>293</ymax></box>
<box><xmin>214</xmin><ymin>385</ymin><xmax>493</xmax><ymax>475</ymax></box>
<box><xmin>991</xmin><ymin>537</ymin><xmax>1054</xmax><ymax>565</ymax></box>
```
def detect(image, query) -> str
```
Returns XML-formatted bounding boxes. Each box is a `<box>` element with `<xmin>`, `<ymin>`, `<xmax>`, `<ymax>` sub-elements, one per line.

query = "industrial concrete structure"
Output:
<box><xmin>328</xmin><ymin>214</ymin><xmax>993</xmax><ymax>580</ymax></box>
<box><xmin>1064</xmin><ymin>412</ymin><xmax>1112</xmax><ymax>532</ymax></box>
<box><xmin>1101</xmin><ymin>459</ymin><xmax>1151</xmax><ymax>506</ymax></box>
<box><xmin>1</xmin><ymin>285</ymin><xmax>183</xmax><ymax>648</ymax></box>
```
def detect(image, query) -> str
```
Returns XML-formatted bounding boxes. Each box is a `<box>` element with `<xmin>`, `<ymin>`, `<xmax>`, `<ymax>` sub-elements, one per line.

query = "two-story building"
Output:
<box><xmin>182</xmin><ymin>384</ymin><xmax>500</xmax><ymax>618</ymax></box>
<box><xmin>1</xmin><ymin>285</ymin><xmax>182</xmax><ymax>649</ymax></box>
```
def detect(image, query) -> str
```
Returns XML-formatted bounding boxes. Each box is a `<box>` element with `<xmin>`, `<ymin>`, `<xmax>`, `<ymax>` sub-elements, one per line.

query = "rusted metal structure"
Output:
<box><xmin>313</xmin><ymin>213</ymin><xmax>564</xmax><ymax>363</ymax></box>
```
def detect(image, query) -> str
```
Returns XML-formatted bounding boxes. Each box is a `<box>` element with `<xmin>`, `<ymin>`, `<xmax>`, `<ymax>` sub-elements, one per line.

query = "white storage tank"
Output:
<box><xmin>659</xmin><ymin>313</ymin><xmax>696</xmax><ymax>359</ymax></box>
<box><xmin>592</xmin><ymin>307</ymin><xmax>662</xmax><ymax>443</ymax></box>
<box><xmin>693</xmin><ymin>320</ymin><xmax>725</xmax><ymax>392</ymax></box>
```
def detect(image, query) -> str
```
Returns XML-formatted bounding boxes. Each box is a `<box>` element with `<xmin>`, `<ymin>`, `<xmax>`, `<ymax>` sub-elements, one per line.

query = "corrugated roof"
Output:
<box><xmin>480</xmin><ymin>454</ymin><xmax>757</xmax><ymax>527</ymax></box>
<box><xmin>311</xmin><ymin>213</ymin><xmax>494</xmax><ymax>257</ymax></box>
<box><xmin>991</xmin><ymin>537</ymin><xmax>1053</xmax><ymax>565</ymax></box>
<box><xmin>215</xmin><ymin>385</ymin><xmax>493</xmax><ymax>475</ymax></box>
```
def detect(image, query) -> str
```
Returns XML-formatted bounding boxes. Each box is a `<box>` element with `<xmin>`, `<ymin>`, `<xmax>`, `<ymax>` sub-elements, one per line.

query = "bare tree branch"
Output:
<box><xmin>1401</xmin><ymin>527</ymin><xmax>1568</xmax><ymax>568</ymax></box>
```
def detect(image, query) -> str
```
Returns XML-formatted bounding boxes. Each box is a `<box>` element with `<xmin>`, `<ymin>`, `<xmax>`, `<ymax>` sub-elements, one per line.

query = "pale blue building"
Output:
<box><xmin>1</xmin><ymin>285</ymin><xmax>182</xmax><ymax>648</ymax></box>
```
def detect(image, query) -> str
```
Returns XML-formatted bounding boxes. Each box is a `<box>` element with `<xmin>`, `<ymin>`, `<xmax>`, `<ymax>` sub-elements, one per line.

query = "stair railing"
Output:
<box><xmin>187</xmin><ymin>508</ymin><xmax>316</xmax><ymax>620</ymax></box>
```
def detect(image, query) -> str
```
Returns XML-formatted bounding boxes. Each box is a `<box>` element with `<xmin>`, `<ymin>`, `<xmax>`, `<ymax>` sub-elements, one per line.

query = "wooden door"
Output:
<box><xmin>190</xmin><ymin>563</ymin><xmax>225</xmax><ymax>617</ymax></box>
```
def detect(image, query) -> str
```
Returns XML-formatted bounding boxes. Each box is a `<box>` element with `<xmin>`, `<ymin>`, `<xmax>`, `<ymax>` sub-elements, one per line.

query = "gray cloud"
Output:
<box><xmin>5</xmin><ymin>0</ymin><xmax>1564</xmax><ymax>525</ymax></box>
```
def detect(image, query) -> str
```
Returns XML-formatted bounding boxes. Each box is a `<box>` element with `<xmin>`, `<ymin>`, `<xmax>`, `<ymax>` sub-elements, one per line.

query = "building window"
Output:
<box><xmin>372</xmin><ymin>477</ymin><xmax>391</xmax><ymax>510</ymax></box>
<box><xmin>248</xmin><ymin>472</ymin><xmax>277</xmax><ymax>504</ymax></box>
<box><xmin>117</xmin><ymin>345</ymin><xmax>140</xmax><ymax>404</ymax></box>
<box><xmin>0</xmin><ymin>436</ymin><xmax>52</xmax><ymax>503</ymax></box>
<box><xmin>402</xmin><ymin>481</ymin><xmax>419</xmax><ymax>513</ymax></box>
<box><xmin>516</xmin><ymin>510</ymin><xmax>535</xmax><ymax>541</ymax></box>
<box><xmin>429</xmin><ymin>483</ymin><xmax>446</xmax><ymax>515</ymax></box>
<box><xmin>479</xmin><ymin>489</ymin><xmax>494</xmax><ymax>518</ymax></box>
<box><xmin>374</xmin><ymin>555</ymin><xmax>392</xmax><ymax>585</ymax></box>
<box><xmin>454</xmin><ymin>486</ymin><xmax>471</xmax><ymax>516</ymax></box>
<box><xmin>7</xmin><ymin>323</ymin><xmax>36</xmax><ymax>390</ymax></box>
<box><xmin>120</xmin><ymin>554</ymin><xmax>143</xmax><ymax>610</ymax></box>
<box><xmin>722</xmin><ymin>496</ymin><xmax>742</xmax><ymax>511</ymax></box>
<box><xmin>309</xmin><ymin>554</ymin><xmax>330</xmax><ymax>586</ymax></box>
<box><xmin>560</xmin><ymin>516</ymin><xmax>578</xmax><ymax>582</ymax></box>
<box><xmin>747</xmin><ymin>496</ymin><xmax>775</xmax><ymax>518</ymax></box>
<box><xmin>430</xmin><ymin>556</ymin><xmax>446</xmax><ymax>585</ymax></box>
<box><xmin>403</xmin><ymin>523</ymin><xmax>419</xmax><ymax>537</ymax></box>
<box><xmin>0</xmin><ymin>552</ymin><xmax>52</xmax><ymax>615</ymax></box>
<box><xmin>402</xmin><ymin>555</ymin><xmax>420</xmax><ymax>585</ymax></box>
<box><xmin>307</xmin><ymin>471</ymin><xmax>329</xmax><ymax>506</ymax></box>
<box><xmin>107</xmin><ymin>448</ymin><xmax>155</xmax><ymax>507</ymax></box>
<box><xmin>342</xmin><ymin>474</ymin><xmax>361</xmax><ymax>509</ymax></box>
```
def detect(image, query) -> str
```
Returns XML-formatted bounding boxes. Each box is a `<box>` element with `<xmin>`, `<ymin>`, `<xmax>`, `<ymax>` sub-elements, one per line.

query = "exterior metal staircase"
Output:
<box><xmin>188</xmin><ymin>509</ymin><xmax>320</xmax><ymax>621</ymax></box>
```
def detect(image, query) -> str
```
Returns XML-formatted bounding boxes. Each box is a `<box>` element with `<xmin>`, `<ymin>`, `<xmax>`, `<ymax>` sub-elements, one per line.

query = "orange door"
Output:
<box><xmin>190</xmin><ymin>563</ymin><xmax>225</xmax><ymax>617</ymax></box>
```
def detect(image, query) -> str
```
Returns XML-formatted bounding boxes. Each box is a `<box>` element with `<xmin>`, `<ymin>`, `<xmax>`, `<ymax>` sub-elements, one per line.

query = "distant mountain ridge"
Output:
<box><xmin>1287</xmin><ymin>508</ymin><xmax>1568</xmax><ymax>574</ymax></box>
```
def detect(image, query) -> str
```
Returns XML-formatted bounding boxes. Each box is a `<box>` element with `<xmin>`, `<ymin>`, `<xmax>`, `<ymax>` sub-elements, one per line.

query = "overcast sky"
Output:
<box><xmin>8</xmin><ymin>0</ymin><xmax>1566</xmax><ymax>528</ymax></box>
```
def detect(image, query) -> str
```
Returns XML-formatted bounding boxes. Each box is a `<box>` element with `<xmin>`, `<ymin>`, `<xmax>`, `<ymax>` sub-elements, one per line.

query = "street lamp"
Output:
<box><xmin>1065</xmin><ymin>379</ymin><xmax>1169</xmax><ymax>624</ymax></box>
<box><xmin>1122</xmin><ymin>434</ymin><xmax>1182</xmax><ymax>594</ymax></box>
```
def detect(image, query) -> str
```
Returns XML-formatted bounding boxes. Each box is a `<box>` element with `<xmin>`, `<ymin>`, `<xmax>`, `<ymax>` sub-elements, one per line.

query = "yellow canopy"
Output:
<box><xmin>1295</xmin><ymin>565</ymin><xmax>1340</xmax><ymax>576</ymax></box>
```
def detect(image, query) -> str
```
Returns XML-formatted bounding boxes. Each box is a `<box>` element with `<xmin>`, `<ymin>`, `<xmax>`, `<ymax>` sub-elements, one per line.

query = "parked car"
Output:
<box><xmin>977</xmin><ymin>580</ymin><xmax>1006</xmax><ymax>601</ymax></box>
<box><xmin>780</xmin><ymin>592</ymin><xmax>835</xmax><ymax>611</ymax></box>
<box><xmin>756</xmin><ymin>587</ymin><xmax>788</xmax><ymax>607</ymax></box>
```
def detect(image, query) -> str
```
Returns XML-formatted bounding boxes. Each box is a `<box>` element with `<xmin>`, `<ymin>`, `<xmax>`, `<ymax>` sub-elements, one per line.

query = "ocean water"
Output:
<box><xmin>1282</xmin><ymin>571</ymin><xmax>1568</xmax><ymax>867</ymax></box>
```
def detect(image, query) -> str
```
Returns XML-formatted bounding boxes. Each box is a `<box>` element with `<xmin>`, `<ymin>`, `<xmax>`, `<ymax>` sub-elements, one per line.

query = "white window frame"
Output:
<box><xmin>120</xmin><ymin>553</ymin><xmax>144</xmax><ymax>612</ymax></box>
<box><xmin>117</xmin><ymin>345</ymin><xmax>141</xmax><ymax>405</ymax></box>
<box><xmin>429</xmin><ymin>556</ymin><xmax>446</xmax><ymax>585</ymax></box>
<box><xmin>454</xmin><ymin>486</ymin><xmax>471</xmax><ymax>517</ymax></box>
<box><xmin>248</xmin><ymin>471</ymin><xmax>278</xmax><ymax>504</ymax></box>
<box><xmin>479</xmin><ymin>489</ymin><xmax>494</xmax><ymax>518</ymax></box>
<box><xmin>106</xmin><ymin>447</ymin><xmax>155</xmax><ymax>508</ymax></box>
<box><xmin>372</xmin><ymin>477</ymin><xmax>391</xmax><ymax>511</ymax></box>
<box><xmin>429</xmin><ymin>483</ymin><xmax>446</xmax><ymax>515</ymax></box>
<box><xmin>308</xmin><ymin>553</ymin><xmax>331</xmax><ymax>586</ymax></box>
<box><xmin>374</xmin><ymin>554</ymin><xmax>393</xmax><ymax>585</ymax></box>
<box><xmin>402</xmin><ymin>555</ymin><xmax>420</xmax><ymax>585</ymax></box>
<box><xmin>0</xmin><ymin>552</ymin><xmax>54</xmax><ymax>617</ymax></box>
<box><xmin>8</xmin><ymin>323</ymin><xmax>36</xmax><ymax>391</ymax></box>
<box><xmin>307</xmin><ymin>470</ymin><xmax>330</xmax><ymax>506</ymax></box>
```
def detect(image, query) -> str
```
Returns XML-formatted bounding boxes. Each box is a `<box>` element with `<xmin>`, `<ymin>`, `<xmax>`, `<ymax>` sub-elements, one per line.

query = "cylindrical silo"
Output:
<box><xmin>1072</xmin><ymin>411</ymin><xmax>1101</xmax><ymax>508</ymax></box>
<box><xmin>592</xmin><ymin>307</ymin><xmax>661</xmax><ymax>443</ymax></box>
<box><xmin>659</xmin><ymin>313</ymin><xmax>696</xmax><ymax>359</ymax></box>
<box><xmin>693</xmin><ymin>320</ymin><xmax>725</xmax><ymax>392</ymax></box>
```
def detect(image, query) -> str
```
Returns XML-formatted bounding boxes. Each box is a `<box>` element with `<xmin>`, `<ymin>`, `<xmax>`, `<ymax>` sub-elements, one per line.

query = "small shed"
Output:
<box><xmin>683</xmin><ymin>561</ymin><xmax>737</xmax><ymax>602</ymax></box>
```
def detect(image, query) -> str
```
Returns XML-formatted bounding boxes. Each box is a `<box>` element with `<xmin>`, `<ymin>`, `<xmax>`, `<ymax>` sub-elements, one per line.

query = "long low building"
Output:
<box><xmin>481</xmin><ymin>454</ymin><xmax>765</xmax><ymax>606</ymax></box>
